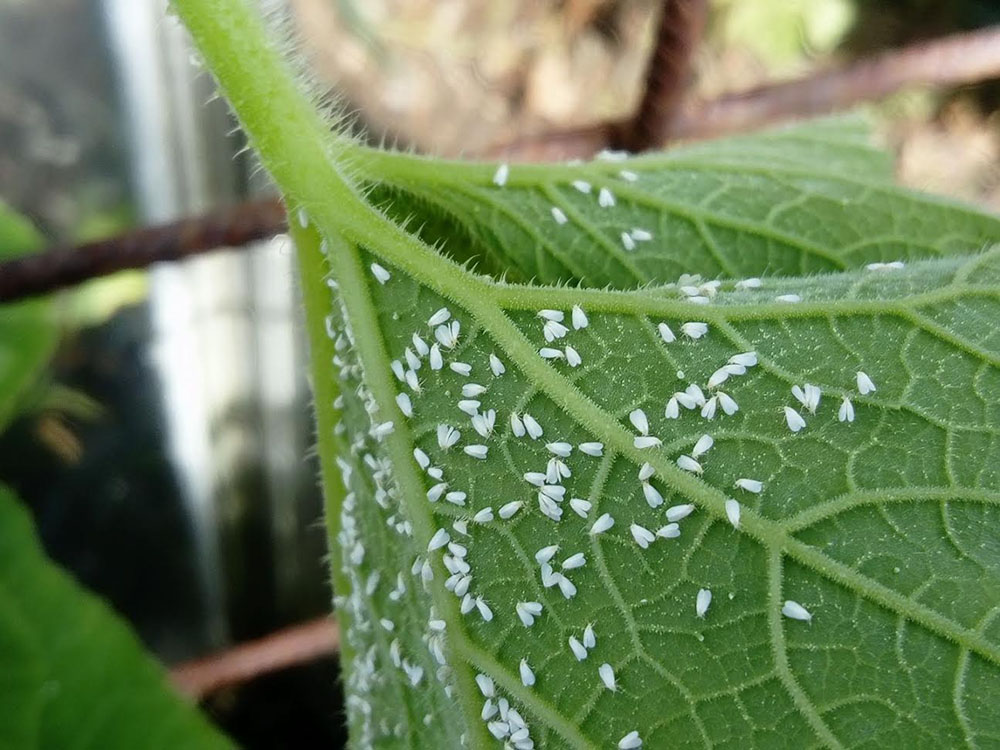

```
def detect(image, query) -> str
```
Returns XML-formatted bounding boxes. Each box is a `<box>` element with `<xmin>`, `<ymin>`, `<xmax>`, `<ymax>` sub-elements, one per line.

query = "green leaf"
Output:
<box><xmin>0</xmin><ymin>485</ymin><xmax>233</xmax><ymax>750</ymax></box>
<box><xmin>0</xmin><ymin>203</ymin><xmax>59</xmax><ymax>432</ymax></box>
<box><xmin>320</xmin><ymin>241</ymin><xmax>1000</xmax><ymax>749</ymax></box>
<box><xmin>172</xmin><ymin>2</ymin><xmax>1000</xmax><ymax>746</ymax></box>
<box><xmin>0</xmin><ymin>589</ymin><xmax>45</xmax><ymax>750</ymax></box>
<box><xmin>361</xmin><ymin>118</ymin><xmax>1000</xmax><ymax>287</ymax></box>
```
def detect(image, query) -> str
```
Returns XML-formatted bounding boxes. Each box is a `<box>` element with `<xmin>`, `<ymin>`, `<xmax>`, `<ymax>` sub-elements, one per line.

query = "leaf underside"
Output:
<box><xmin>323</xmin><ymin>121</ymin><xmax>1000</xmax><ymax>749</ymax></box>
<box><xmin>368</xmin><ymin>117</ymin><xmax>998</xmax><ymax>288</ymax></box>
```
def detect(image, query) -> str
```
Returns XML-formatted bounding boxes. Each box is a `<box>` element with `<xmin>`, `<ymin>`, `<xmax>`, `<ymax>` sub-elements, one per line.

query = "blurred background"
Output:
<box><xmin>0</xmin><ymin>0</ymin><xmax>998</xmax><ymax>747</ymax></box>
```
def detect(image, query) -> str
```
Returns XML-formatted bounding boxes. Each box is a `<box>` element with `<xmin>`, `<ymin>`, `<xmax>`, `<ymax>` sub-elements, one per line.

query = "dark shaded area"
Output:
<box><xmin>0</xmin><ymin>0</ymin><xmax>344</xmax><ymax>743</ymax></box>
<box><xmin>200</xmin><ymin>656</ymin><xmax>348</xmax><ymax>750</ymax></box>
<box><xmin>0</xmin><ymin>306</ymin><xmax>210</xmax><ymax>661</ymax></box>
<box><xmin>846</xmin><ymin>0</ymin><xmax>1000</xmax><ymax>50</ymax></box>
<box><xmin>845</xmin><ymin>0</ymin><xmax>1000</xmax><ymax>107</ymax></box>
<box><xmin>0</xmin><ymin>303</ymin><xmax>344</xmax><ymax>747</ymax></box>
<box><xmin>369</xmin><ymin>184</ymin><xmax>523</xmax><ymax>282</ymax></box>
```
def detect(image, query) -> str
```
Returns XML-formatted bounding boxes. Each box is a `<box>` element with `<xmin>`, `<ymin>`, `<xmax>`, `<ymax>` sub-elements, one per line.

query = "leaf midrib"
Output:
<box><xmin>485</xmin><ymin>274</ymin><xmax>999</xmax><ymax>321</ymax></box>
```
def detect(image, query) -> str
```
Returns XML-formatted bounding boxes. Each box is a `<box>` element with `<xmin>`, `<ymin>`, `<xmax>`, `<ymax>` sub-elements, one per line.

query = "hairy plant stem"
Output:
<box><xmin>171</xmin><ymin>1</ymin><xmax>501</xmax><ymax>745</ymax></box>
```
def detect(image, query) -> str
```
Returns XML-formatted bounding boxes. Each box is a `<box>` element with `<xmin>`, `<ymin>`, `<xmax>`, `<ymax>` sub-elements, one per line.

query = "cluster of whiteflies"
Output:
<box><xmin>295</xmin><ymin>142</ymin><xmax>912</xmax><ymax>748</ymax></box>
<box><xmin>328</xmin><ymin>237</ymin><xmax>891</xmax><ymax>744</ymax></box>
<box><xmin>783</xmin><ymin>370</ymin><xmax>875</xmax><ymax>433</ymax></box>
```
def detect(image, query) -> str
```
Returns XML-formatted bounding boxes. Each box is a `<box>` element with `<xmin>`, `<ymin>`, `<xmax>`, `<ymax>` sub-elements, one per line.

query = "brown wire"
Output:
<box><xmin>613</xmin><ymin>0</ymin><xmax>709</xmax><ymax>152</ymax></box>
<box><xmin>0</xmin><ymin>199</ymin><xmax>286</xmax><ymax>303</ymax></box>
<box><xmin>169</xmin><ymin>617</ymin><xmax>340</xmax><ymax>700</ymax></box>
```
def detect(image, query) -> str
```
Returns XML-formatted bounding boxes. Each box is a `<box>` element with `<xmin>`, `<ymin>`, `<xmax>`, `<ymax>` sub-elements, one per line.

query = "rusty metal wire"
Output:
<box><xmin>0</xmin><ymin>199</ymin><xmax>285</xmax><ymax>302</ymax></box>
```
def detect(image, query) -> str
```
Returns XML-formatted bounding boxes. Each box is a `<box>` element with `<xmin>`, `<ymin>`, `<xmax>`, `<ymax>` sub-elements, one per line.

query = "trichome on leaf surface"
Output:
<box><xmin>171</xmin><ymin>0</ymin><xmax>1000</xmax><ymax>747</ymax></box>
